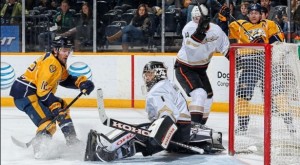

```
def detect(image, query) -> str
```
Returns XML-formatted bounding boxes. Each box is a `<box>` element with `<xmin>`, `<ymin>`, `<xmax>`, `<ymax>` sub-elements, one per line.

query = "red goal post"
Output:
<box><xmin>228</xmin><ymin>43</ymin><xmax>300</xmax><ymax>165</ymax></box>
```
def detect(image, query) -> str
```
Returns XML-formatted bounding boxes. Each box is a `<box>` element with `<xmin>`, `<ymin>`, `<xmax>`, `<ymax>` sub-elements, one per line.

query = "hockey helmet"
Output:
<box><xmin>261</xmin><ymin>6</ymin><xmax>268</xmax><ymax>14</ymax></box>
<box><xmin>191</xmin><ymin>5</ymin><xmax>208</xmax><ymax>23</ymax></box>
<box><xmin>248</xmin><ymin>3</ymin><xmax>262</xmax><ymax>14</ymax></box>
<box><xmin>51</xmin><ymin>36</ymin><xmax>73</xmax><ymax>49</ymax></box>
<box><xmin>142</xmin><ymin>61</ymin><xmax>167</xmax><ymax>92</ymax></box>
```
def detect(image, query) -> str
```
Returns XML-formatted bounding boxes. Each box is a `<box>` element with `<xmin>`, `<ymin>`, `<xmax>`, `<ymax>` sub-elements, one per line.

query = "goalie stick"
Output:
<box><xmin>11</xmin><ymin>90</ymin><xmax>86</xmax><ymax>148</ymax></box>
<box><xmin>96</xmin><ymin>88</ymin><xmax>204</xmax><ymax>154</ymax></box>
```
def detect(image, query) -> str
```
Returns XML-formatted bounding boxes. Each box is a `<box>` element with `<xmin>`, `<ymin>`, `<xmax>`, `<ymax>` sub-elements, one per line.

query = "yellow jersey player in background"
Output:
<box><xmin>218</xmin><ymin>3</ymin><xmax>284</xmax><ymax>44</ymax></box>
<box><xmin>9</xmin><ymin>36</ymin><xmax>95</xmax><ymax>158</ymax></box>
<box><xmin>218</xmin><ymin>3</ymin><xmax>295</xmax><ymax>134</ymax></box>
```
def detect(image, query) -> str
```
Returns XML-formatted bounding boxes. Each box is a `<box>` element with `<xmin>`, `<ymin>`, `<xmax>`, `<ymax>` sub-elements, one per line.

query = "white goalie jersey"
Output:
<box><xmin>145</xmin><ymin>79</ymin><xmax>191</xmax><ymax>122</ymax></box>
<box><xmin>177</xmin><ymin>22</ymin><xmax>230</xmax><ymax>66</ymax></box>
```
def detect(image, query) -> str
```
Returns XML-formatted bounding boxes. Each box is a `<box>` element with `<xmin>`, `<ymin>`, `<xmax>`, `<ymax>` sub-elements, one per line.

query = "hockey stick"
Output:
<box><xmin>195</xmin><ymin>0</ymin><xmax>207</xmax><ymax>17</ymax></box>
<box><xmin>96</xmin><ymin>88</ymin><xmax>204</xmax><ymax>154</ymax></box>
<box><xmin>11</xmin><ymin>90</ymin><xmax>86</xmax><ymax>148</ymax></box>
<box><xmin>212</xmin><ymin>0</ymin><xmax>255</xmax><ymax>40</ymax></box>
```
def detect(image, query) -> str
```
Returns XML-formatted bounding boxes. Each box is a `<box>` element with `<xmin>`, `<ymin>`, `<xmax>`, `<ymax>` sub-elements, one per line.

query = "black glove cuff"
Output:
<box><xmin>191</xmin><ymin>32</ymin><xmax>206</xmax><ymax>43</ymax></box>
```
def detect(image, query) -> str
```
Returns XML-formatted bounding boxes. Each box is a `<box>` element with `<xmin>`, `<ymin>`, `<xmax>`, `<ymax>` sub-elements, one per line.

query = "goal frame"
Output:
<box><xmin>228</xmin><ymin>43</ymin><xmax>272</xmax><ymax>165</ymax></box>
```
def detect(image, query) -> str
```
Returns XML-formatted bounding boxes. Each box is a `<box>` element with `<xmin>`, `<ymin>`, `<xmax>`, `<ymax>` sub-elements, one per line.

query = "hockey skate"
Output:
<box><xmin>191</xmin><ymin>122</ymin><xmax>211</xmax><ymax>130</ymax></box>
<box><xmin>286</xmin><ymin>123</ymin><xmax>296</xmax><ymax>133</ymax></box>
<box><xmin>282</xmin><ymin>113</ymin><xmax>296</xmax><ymax>133</ymax></box>
<box><xmin>32</xmin><ymin>133</ymin><xmax>52</xmax><ymax>159</ymax></box>
<box><xmin>95</xmin><ymin>144</ymin><xmax>118</xmax><ymax>162</ymax></box>
<box><xmin>66</xmin><ymin>135</ymin><xmax>81</xmax><ymax>146</ymax></box>
<box><xmin>235</xmin><ymin>116</ymin><xmax>250</xmax><ymax>135</ymax></box>
<box><xmin>60</xmin><ymin>122</ymin><xmax>82</xmax><ymax>146</ymax></box>
<box><xmin>190</xmin><ymin>125</ymin><xmax>225</xmax><ymax>154</ymax></box>
<box><xmin>234</xmin><ymin>125</ymin><xmax>248</xmax><ymax>134</ymax></box>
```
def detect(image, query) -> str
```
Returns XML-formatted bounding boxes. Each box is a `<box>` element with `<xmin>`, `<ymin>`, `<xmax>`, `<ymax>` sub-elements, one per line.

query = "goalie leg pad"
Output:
<box><xmin>94</xmin><ymin>137</ymin><xmax>140</xmax><ymax>162</ymax></box>
<box><xmin>166</xmin><ymin>122</ymin><xmax>191</xmax><ymax>153</ymax></box>
<box><xmin>137</xmin><ymin>137</ymin><xmax>164</xmax><ymax>157</ymax></box>
<box><xmin>84</xmin><ymin>129</ymin><xmax>141</xmax><ymax>162</ymax></box>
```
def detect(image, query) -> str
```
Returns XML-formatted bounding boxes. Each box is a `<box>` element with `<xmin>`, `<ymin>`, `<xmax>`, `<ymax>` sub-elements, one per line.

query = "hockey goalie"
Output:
<box><xmin>84</xmin><ymin>61</ymin><xmax>225</xmax><ymax>162</ymax></box>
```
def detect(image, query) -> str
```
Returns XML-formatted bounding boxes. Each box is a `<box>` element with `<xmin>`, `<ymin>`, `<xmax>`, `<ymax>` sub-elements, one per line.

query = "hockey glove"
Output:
<box><xmin>49</xmin><ymin>98</ymin><xmax>68</xmax><ymax>120</ymax></box>
<box><xmin>218</xmin><ymin>5</ymin><xmax>230</xmax><ymax>22</ymax></box>
<box><xmin>250</xmin><ymin>36</ymin><xmax>264</xmax><ymax>43</ymax></box>
<box><xmin>191</xmin><ymin>16</ymin><xmax>210</xmax><ymax>42</ymax></box>
<box><xmin>54</xmin><ymin>108</ymin><xmax>67</xmax><ymax>121</ymax></box>
<box><xmin>79</xmin><ymin>80</ymin><xmax>95</xmax><ymax>95</ymax></box>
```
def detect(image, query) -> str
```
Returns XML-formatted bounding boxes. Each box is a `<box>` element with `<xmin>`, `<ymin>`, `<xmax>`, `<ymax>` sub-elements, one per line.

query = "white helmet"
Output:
<box><xmin>191</xmin><ymin>5</ymin><xmax>209</xmax><ymax>23</ymax></box>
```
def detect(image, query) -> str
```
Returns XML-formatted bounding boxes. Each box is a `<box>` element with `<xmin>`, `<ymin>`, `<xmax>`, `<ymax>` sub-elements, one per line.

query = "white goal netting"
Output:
<box><xmin>231</xmin><ymin>43</ymin><xmax>300</xmax><ymax>165</ymax></box>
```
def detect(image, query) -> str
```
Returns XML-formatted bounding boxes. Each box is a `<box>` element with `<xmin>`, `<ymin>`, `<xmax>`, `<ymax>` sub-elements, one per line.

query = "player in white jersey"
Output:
<box><xmin>84</xmin><ymin>61</ymin><xmax>225</xmax><ymax>162</ymax></box>
<box><xmin>175</xmin><ymin>4</ymin><xmax>230</xmax><ymax>126</ymax></box>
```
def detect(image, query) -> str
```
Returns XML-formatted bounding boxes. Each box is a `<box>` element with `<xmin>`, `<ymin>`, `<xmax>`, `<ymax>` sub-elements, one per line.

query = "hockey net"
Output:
<box><xmin>228</xmin><ymin>43</ymin><xmax>300</xmax><ymax>165</ymax></box>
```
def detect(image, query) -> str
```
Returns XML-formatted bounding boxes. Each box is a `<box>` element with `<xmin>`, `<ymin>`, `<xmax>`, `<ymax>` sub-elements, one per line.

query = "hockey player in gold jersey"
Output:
<box><xmin>218</xmin><ymin>3</ymin><xmax>296</xmax><ymax>133</ymax></box>
<box><xmin>228</xmin><ymin>13</ymin><xmax>284</xmax><ymax>44</ymax></box>
<box><xmin>9</xmin><ymin>36</ymin><xmax>95</xmax><ymax>158</ymax></box>
<box><xmin>218</xmin><ymin>3</ymin><xmax>284</xmax><ymax>44</ymax></box>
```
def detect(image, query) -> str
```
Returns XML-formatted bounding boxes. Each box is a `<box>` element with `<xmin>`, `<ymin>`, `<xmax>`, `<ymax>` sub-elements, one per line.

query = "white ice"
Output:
<box><xmin>1</xmin><ymin>107</ymin><xmax>263</xmax><ymax>165</ymax></box>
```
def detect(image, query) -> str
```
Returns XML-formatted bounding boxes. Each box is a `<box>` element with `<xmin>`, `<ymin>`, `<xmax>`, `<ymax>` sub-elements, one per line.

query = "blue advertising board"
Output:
<box><xmin>0</xmin><ymin>26</ymin><xmax>19</xmax><ymax>52</ymax></box>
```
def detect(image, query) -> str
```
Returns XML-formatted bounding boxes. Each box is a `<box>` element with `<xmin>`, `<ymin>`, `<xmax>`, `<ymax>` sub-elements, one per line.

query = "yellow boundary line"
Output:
<box><xmin>1</xmin><ymin>52</ymin><xmax>223</xmax><ymax>56</ymax></box>
<box><xmin>3</xmin><ymin>97</ymin><xmax>299</xmax><ymax>114</ymax></box>
<box><xmin>1</xmin><ymin>97</ymin><xmax>229</xmax><ymax>112</ymax></box>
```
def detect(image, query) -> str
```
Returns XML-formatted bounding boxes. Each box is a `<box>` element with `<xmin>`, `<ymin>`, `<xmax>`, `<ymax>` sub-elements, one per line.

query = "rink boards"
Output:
<box><xmin>1</xmin><ymin>52</ymin><xmax>230</xmax><ymax>112</ymax></box>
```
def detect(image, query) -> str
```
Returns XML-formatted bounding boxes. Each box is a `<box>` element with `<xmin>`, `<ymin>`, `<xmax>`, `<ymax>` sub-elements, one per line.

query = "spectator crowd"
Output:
<box><xmin>1</xmin><ymin>0</ymin><xmax>300</xmax><ymax>52</ymax></box>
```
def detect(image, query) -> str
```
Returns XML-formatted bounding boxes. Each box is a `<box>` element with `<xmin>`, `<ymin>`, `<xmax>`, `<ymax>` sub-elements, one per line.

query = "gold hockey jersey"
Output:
<box><xmin>10</xmin><ymin>52</ymin><xmax>86</xmax><ymax>109</ymax></box>
<box><xmin>23</xmin><ymin>53</ymin><xmax>71</xmax><ymax>97</ymax></box>
<box><xmin>229</xmin><ymin>19</ymin><xmax>284</xmax><ymax>43</ymax></box>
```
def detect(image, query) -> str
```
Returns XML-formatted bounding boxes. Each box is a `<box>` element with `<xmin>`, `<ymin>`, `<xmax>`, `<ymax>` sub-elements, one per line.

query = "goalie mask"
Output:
<box><xmin>142</xmin><ymin>61</ymin><xmax>167</xmax><ymax>92</ymax></box>
<box><xmin>191</xmin><ymin>5</ymin><xmax>208</xmax><ymax>23</ymax></box>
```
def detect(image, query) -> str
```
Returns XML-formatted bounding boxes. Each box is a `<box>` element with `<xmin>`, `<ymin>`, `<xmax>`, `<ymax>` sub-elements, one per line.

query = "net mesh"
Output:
<box><xmin>232</xmin><ymin>43</ymin><xmax>300</xmax><ymax>164</ymax></box>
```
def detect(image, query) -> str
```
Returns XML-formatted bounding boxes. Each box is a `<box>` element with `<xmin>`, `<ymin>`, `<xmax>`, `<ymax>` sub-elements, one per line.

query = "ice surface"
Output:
<box><xmin>1</xmin><ymin>107</ymin><xmax>263</xmax><ymax>165</ymax></box>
